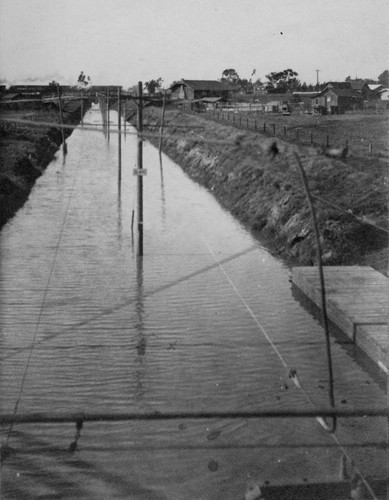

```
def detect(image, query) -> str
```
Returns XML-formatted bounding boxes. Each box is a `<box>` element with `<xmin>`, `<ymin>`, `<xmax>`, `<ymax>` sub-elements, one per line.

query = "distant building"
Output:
<box><xmin>313</xmin><ymin>86</ymin><xmax>364</xmax><ymax>114</ymax></box>
<box><xmin>349</xmin><ymin>81</ymin><xmax>370</xmax><ymax>98</ymax></box>
<box><xmin>378</xmin><ymin>88</ymin><xmax>389</xmax><ymax>101</ymax></box>
<box><xmin>252</xmin><ymin>81</ymin><xmax>266</xmax><ymax>95</ymax></box>
<box><xmin>321</xmin><ymin>82</ymin><xmax>352</xmax><ymax>92</ymax></box>
<box><xmin>292</xmin><ymin>91</ymin><xmax>321</xmax><ymax>112</ymax></box>
<box><xmin>366</xmin><ymin>84</ymin><xmax>383</xmax><ymax>99</ymax></box>
<box><xmin>170</xmin><ymin>80</ymin><xmax>238</xmax><ymax>100</ymax></box>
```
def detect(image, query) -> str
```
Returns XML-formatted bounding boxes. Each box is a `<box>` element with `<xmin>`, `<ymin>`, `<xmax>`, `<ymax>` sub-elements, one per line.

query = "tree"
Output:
<box><xmin>221</xmin><ymin>68</ymin><xmax>240</xmax><ymax>84</ymax></box>
<box><xmin>265</xmin><ymin>68</ymin><xmax>300</xmax><ymax>92</ymax></box>
<box><xmin>378</xmin><ymin>70</ymin><xmax>389</xmax><ymax>87</ymax></box>
<box><xmin>48</xmin><ymin>80</ymin><xmax>59</xmax><ymax>90</ymax></box>
<box><xmin>144</xmin><ymin>78</ymin><xmax>163</xmax><ymax>95</ymax></box>
<box><xmin>300</xmin><ymin>82</ymin><xmax>308</xmax><ymax>91</ymax></box>
<box><xmin>77</xmin><ymin>71</ymin><xmax>91</xmax><ymax>89</ymax></box>
<box><xmin>238</xmin><ymin>78</ymin><xmax>253</xmax><ymax>93</ymax></box>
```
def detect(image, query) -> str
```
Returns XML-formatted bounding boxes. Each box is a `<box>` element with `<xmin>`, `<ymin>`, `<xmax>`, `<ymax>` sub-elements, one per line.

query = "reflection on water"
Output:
<box><xmin>135</xmin><ymin>256</ymin><xmax>146</xmax><ymax>401</ymax></box>
<box><xmin>0</xmin><ymin>105</ymin><xmax>386</xmax><ymax>499</ymax></box>
<box><xmin>159</xmin><ymin>154</ymin><xmax>167</xmax><ymax>230</ymax></box>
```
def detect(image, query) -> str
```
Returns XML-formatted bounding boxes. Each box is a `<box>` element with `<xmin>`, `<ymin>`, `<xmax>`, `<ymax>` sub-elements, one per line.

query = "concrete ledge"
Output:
<box><xmin>292</xmin><ymin>266</ymin><xmax>388</xmax><ymax>372</ymax></box>
<box><xmin>355</xmin><ymin>324</ymin><xmax>388</xmax><ymax>374</ymax></box>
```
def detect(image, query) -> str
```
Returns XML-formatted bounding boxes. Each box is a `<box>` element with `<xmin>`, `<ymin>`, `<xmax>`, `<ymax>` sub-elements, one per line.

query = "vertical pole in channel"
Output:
<box><xmin>137</xmin><ymin>82</ymin><xmax>144</xmax><ymax>256</ymax></box>
<box><xmin>107</xmin><ymin>88</ymin><xmax>110</xmax><ymax>141</ymax></box>
<box><xmin>118</xmin><ymin>87</ymin><xmax>122</xmax><ymax>187</ymax></box>
<box><xmin>159</xmin><ymin>89</ymin><xmax>167</xmax><ymax>156</ymax></box>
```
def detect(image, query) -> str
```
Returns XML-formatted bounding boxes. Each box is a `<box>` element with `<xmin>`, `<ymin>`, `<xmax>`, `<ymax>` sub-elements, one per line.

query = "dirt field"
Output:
<box><xmin>202</xmin><ymin>109</ymin><xmax>389</xmax><ymax>170</ymax></box>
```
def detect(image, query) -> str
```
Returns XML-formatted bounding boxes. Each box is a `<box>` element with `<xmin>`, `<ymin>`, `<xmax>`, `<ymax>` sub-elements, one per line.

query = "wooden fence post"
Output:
<box><xmin>56</xmin><ymin>84</ymin><xmax>67</xmax><ymax>155</ymax></box>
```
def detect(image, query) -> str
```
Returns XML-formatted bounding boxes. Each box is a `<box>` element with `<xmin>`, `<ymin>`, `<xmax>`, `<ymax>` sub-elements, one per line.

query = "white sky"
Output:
<box><xmin>0</xmin><ymin>0</ymin><xmax>387</xmax><ymax>88</ymax></box>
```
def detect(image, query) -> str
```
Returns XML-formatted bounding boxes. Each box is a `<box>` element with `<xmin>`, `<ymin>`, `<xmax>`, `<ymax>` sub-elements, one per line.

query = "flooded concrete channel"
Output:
<box><xmin>0</xmin><ymin>105</ymin><xmax>387</xmax><ymax>499</ymax></box>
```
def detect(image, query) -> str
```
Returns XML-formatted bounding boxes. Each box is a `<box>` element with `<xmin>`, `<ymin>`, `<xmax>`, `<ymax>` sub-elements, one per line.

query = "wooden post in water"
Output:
<box><xmin>107</xmin><ymin>89</ymin><xmax>110</xmax><ymax>141</ymax></box>
<box><xmin>159</xmin><ymin>90</ymin><xmax>167</xmax><ymax>156</ymax></box>
<box><xmin>272</xmin><ymin>123</ymin><xmax>276</xmax><ymax>135</ymax></box>
<box><xmin>56</xmin><ymin>84</ymin><xmax>67</xmax><ymax>155</ymax></box>
<box><xmin>137</xmin><ymin>82</ymin><xmax>144</xmax><ymax>256</ymax></box>
<box><xmin>118</xmin><ymin>87</ymin><xmax>122</xmax><ymax>187</ymax></box>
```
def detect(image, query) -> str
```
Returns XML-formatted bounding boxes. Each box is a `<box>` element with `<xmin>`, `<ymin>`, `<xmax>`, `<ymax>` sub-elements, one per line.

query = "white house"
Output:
<box><xmin>378</xmin><ymin>88</ymin><xmax>389</xmax><ymax>101</ymax></box>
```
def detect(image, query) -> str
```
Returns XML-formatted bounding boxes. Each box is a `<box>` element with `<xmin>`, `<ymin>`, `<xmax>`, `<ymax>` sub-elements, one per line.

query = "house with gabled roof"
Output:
<box><xmin>313</xmin><ymin>85</ymin><xmax>364</xmax><ymax>114</ymax></box>
<box><xmin>170</xmin><ymin>80</ymin><xmax>238</xmax><ymax>101</ymax></box>
<box><xmin>321</xmin><ymin>82</ymin><xmax>352</xmax><ymax>92</ymax></box>
<box><xmin>365</xmin><ymin>84</ymin><xmax>383</xmax><ymax>99</ymax></box>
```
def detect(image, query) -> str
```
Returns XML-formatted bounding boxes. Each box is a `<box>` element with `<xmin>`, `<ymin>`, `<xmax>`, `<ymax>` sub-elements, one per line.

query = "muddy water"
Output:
<box><xmin>0</xmin><ymin>105</ymin><xmax>386</xmax><ymax>499</ymax></box>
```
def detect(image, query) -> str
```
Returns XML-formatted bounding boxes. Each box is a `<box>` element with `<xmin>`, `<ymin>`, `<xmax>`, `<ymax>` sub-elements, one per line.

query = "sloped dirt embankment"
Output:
<box><xmin>0</xmin><ymin>100</ymin><xmax>89</xmax><ymax>229</ymax></box>
<box><xmin>134</xmin><ymin>108</ymin><xmax>388</xmax><ymax>274</ymax></box>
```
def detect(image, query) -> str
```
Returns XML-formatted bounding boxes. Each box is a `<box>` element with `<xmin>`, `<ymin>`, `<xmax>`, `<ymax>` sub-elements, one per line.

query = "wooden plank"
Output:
<box><xmin>292</xmin><ymin>266</ymin><xmax>388</xmax><ymax>371</ymax></box>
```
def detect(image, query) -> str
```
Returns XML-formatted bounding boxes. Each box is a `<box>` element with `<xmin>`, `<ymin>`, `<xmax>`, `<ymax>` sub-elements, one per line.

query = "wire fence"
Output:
<box><xmin>181</xmin><ymin>107</ymin><xmax>389</xmax><ymax>160</ymax></box>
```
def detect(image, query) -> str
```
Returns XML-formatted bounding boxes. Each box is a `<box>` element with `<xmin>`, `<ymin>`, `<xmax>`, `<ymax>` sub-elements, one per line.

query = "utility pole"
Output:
<box><xmin>118</xmin><ymin>86</ymin><xmax>122</xmax><ymax>187</ymax></box>
<box><xmin>159</xmin><ymin>89</ymin><xmax>167</xmax><ymax>156</ymax></box>
<box><xmin>315</xmin><ymin>69</ymin><xmax>320</xmax><ymax>90</ymax></box>
<box><xmin>106</xmin><ymin>88</ymin><xmax>110</xmax><ymax>141</ymax></box>
<box><xmin>137</xmin><ymin>81</ymin><xmax>144</xmax><ymax>256</ymax></box>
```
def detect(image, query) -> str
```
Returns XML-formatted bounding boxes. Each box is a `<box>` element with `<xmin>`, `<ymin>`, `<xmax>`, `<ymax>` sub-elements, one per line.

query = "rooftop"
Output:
<box><xmin>171</xmin><ymin>79</ymin><xmax>237</xmax><ymax>91</ymax></box>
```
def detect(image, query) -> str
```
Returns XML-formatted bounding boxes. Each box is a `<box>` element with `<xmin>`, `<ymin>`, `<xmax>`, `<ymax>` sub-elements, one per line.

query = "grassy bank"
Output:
<box><xmin>136</xmin><ymin>107</ymin><xmax>388</xmax><ymax>274</ymax></box>
<box><xmin>0</xmin><ymin>100</ymin><xmax>88</xmax><ymax>229</ymax></box>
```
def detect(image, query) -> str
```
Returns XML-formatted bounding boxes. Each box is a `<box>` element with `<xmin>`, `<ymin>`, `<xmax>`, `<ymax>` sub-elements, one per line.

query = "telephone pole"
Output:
<box><xmin>137</xmin><ymin>81</ymin><xmax>144</xmax><ymax>256</ymax></box>
<box><xmin>106</xmin><ymin>88</ymin><xmax>110</xmax><ymax>141</ymax></box>
<box><xmin>118</xmin><ymin>86</ymin><xmax>122</xmax><ymax>187</ymax></box>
